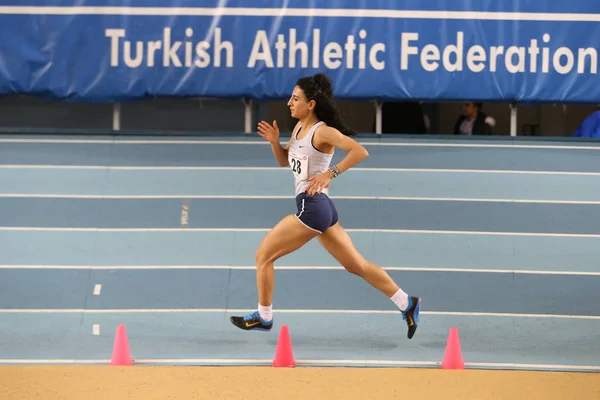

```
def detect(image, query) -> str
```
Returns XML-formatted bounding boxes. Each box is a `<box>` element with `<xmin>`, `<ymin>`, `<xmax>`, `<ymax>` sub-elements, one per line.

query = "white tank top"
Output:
<box><xmin>287</xmin><ymin>121</ymin><xmax>335</xmax><ymax>196</ymax></box>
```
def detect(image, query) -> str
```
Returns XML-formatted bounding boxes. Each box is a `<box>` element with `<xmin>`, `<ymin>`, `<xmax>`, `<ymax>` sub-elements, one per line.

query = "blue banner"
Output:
<box><xmin>1</xmin><ymin>0</ymin><xmax>600</xmax><ymax>103</ymax></box>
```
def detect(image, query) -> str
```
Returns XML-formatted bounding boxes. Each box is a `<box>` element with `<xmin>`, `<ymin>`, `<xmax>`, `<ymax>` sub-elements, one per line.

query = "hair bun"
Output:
<box><xmin>313</xmin><ymin>73</ymin><xmax>333</xmax><ymax>97</ymax></box>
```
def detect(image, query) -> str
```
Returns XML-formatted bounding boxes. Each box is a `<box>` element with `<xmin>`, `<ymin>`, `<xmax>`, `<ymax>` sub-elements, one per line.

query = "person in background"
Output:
<box><xmin>453</xmin><ymin>102</ymin><xmax>493</xmax><ymax>135</ymax></box>
<box><xmin>572</xmin><ymin>108</ymin><xmax>600</xmax><ymax>138</ymax></box>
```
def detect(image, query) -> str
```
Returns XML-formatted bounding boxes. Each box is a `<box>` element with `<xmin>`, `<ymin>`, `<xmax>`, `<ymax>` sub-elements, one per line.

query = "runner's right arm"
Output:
<box><xmin>257</xmin><ymin>120</ymin><xmax>298</xmax><ymax>167</ymax></box>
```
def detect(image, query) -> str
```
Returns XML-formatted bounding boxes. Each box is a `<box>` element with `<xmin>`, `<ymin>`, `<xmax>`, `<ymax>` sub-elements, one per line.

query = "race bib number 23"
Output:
<box><xmin>288</xmin><ymin>151</ymin><xmax>308</xmax><ymax>180</ymax></box>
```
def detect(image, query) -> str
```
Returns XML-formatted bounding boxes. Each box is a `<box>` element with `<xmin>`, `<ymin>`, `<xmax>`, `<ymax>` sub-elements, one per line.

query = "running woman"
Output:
<box><xmin>230</xmin><ymin>73</ymin><xmax>422</xmax><ymax>339</ymax></box>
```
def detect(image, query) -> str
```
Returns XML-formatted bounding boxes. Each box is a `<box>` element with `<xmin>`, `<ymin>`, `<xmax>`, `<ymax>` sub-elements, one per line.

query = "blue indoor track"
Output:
<box><xmin>1</xmin><ymin>134</ymin><xmax>600</xmax><ymax>371</ymax></box>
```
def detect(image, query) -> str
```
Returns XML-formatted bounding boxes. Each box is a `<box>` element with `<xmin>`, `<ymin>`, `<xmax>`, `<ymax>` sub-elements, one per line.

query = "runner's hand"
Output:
<box><xmin>257</xmin><ymin>120</ymin><xmax>280</xmax><ymax>144</ymax></box>
<box><xmin>306</xmin><ymin>171</ymin><xmax>333</xmax><ymax>196</ymax></box>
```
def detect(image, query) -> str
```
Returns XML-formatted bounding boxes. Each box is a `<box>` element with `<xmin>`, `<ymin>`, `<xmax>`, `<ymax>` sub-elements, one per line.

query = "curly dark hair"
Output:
<box><xmin>295</xmin><ymin>73</ymin><xmax>357</xmax><ymax>136</ymax></box>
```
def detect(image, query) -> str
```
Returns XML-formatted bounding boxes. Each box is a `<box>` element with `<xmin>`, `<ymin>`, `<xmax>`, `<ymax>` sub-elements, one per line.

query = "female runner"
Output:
<box><xmin>230</xmin><ymin>73</ymin><xmax>421</xmax><ymax>339</ymax></box>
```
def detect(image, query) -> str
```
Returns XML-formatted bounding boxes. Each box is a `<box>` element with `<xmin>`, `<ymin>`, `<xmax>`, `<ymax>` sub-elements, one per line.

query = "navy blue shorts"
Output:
<box><xmin>294</xmin><ymin>192</ymin><xmax>338</xmax><ymax>234</ymax></box>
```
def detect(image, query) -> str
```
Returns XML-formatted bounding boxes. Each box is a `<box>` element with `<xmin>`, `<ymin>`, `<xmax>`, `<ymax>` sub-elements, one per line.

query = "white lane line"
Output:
<box><xmin>463</xmin><ymin>362</ymin><xmax>600</xmax><ymax>371</ymax></box>
<box><xmin>0</xmin><ymin>138</ymin><xmax>599</xmax><ymax>150</ymax></box>
<box><xmin>93</xmin><ymin>284</ymin><xmax>102</xmax><ymax>296</ymax></box>
<box><xmin>0</xmin><ymin>359</ymin><xmax>112</xmax><ymax>364</ymax></box>
<box><xmin>0</xmin><ymin>165</ymin><xmax>599</xmax><ymax>175</ymax></box>
<box><xmin>0</xmin><ymin>194</ymin><xmax>298</xmax><ymax>199</ymax></box>
<box><xmin>0</xmin><ymin>358</ymin><xmax>598</xmax><ymax>371</ymax></box>
<box><xmin>1</xmin><ymin>194</ymin><xmax>599</xmax><ymax>205</ymax></box>
<box><xmin>1</xmin><ymin>265</ymin><xmax>599</xmax><ymax>276</ymax></box>
<box><xmin>1</xmin><ymin>227</ymin><xmax>599</xmax><ymax>238</ymax></box>
<box><xmin>0</xmin><ymin>309</ymin><xmax>598</xmax><ymax>320</ymax></box>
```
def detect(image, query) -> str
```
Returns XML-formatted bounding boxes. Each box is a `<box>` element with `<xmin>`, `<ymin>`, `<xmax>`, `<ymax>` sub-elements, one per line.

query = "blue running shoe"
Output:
<box><xmin>230</xmin><ymin>311</ymin><xmax>273</xmax><ymax>331</ymax></box>
<box><xmin>402</xmin><ymin>296</ymin><xmax>421</xmax><ymax>339</ymax></box>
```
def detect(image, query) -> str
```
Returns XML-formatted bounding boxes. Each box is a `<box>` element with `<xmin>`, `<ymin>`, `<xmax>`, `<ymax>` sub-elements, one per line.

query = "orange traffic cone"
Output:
<box><xmin>272</xmin><ymin>324</ymin><xmax>295</xmax><ymax>367</ymax></box>
<box><xmin>441</xmin><ymin>327</ymin><xmax>464</xmax><ymax>369</ymax></box>
<box><xmin>110</xmin><ymin>324</ymin><xmax>134</xmax><ymax>366</ymax></box>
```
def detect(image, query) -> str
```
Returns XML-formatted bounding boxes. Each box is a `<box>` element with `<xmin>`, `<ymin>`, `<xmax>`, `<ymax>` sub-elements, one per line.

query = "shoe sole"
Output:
<box><xmin>230</xmin><ymin>317</ymin><xmax>273</xmax><ymax>332</ymax></box>
<box><xmin>414</xmin><ymin>297</ymin><xmax>421</xmax><ymax>326</ymax></box>
<box><xmin>407</xmin><ymin>297</ymin><xmax>421</xmax><ymax>339</ymax></box>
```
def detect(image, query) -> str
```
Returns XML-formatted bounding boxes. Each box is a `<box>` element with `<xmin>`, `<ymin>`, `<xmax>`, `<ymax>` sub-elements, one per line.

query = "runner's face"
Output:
<box><xmin>287</xmin><ymin>86</ymin><xmax>313</xmax><ymax>119</ymax></box>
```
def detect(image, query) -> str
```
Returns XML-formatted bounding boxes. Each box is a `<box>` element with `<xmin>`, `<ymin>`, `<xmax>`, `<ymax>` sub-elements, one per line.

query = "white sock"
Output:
<box><xmin>258</xmin><ymin>303</ymin><xmax>272</xmax><ymax>322</ymax></box>
<box><xmin>390</xmin><ymin>288</ymin><xmax>409</xmax><ymax>312</ymax></box>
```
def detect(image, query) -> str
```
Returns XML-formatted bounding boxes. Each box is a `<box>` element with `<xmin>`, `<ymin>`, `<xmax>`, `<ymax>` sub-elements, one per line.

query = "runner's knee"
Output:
<box><xmin>343</xmin><ymin>259</ymin><xmax>369</xmax><ymax>276</ymax></box>
<box><xmin>255</xmin><ymin>247</ymin><xmax>279</xmax><ymax>267</ymax></box>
